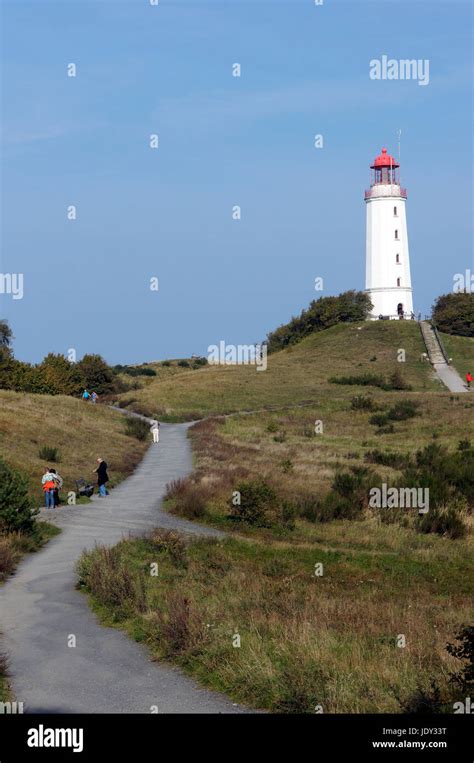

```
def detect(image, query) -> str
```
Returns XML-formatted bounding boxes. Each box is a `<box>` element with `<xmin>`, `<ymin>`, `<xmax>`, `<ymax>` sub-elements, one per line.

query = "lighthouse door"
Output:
<box><xmin>397</xmin><ymin>303</ymin><xmax>404</xmax><ymax>319</ymax></box>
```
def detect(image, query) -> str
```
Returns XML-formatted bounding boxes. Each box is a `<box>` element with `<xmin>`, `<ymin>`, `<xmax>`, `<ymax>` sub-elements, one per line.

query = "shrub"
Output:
<box><xmin>122</xmin><ymin>366</ymin><xmax>157</xmax><ymax>377</ymax></box>
<box><xmin>153</xmin><ymin>592</ymin><xmax>206</xmax><ymax>657</ymax></box>
<box><xmin>295</xmin><ymin>495</ymin><xmax>322</xmax><ymax>523</ymax></box>
<box><xmin>266</xmin><ymin>290</ymin><xmax>372</xmax><ymax>353</ymax></box>
<box><xmin>330</xmin><ymin>372</ymin><xmax>411</xmax><ymax>391</ymax></box>
<box><xmin>447</xmin><ymin>626</ymin><xmax>474</xmax><ymax>692</ymax></box>
<box><xmin>161</xmin><ymin>360</ymin><xmax>171</xmax><ymax>367</ymax></box>
<box><xmin>0</xmin><ymin>458</ymin><xmax>37</xmax><ymax>534</ymax></box>
<box><xmin>321</xmin><ymin>466</ymin><xmax>379</xmax><ymax>521</ymax></box>
<box><xmin>400</xmin><ymin>681</ymin><xmax>445</xmax><ymax>714</ymax></box>
<box><xmin>388</xmin><ymin>368</ymin><xmax>412</xmax><ymax>390</ymax></box>
<box><xmin>351</xmin><ymin>395</ymin><xmax>377</xmax><ymax>411</ymax></box>
<box><xmin>386</xmin><ymin>400</ymin><xmax>420</xmax><ymax>421</ymax></box>
<box><xmin>415</xmin><ymin>498</ymin><xmax>468</xmax><ymax>539</ymax></box>
<box><xmin>0</xmin><ymin>537</ymin><xmax>15</xmax><ymax>580</ymax></box>
<box><xmin>165</xmin><ymin>479</ymin><xmax>209</xmax><ymax>520</ymax></box>
<box><xmin>273</xmin><ymin>432</ymin><xmax>287</xmax><ymax>443</ymax></box>
<box><xmin>229</xmin><ymin>479</ymin><xmax>276</xmax><ymax>526</ymax></box>
<box><xmin>369</xmin><ymin>413</ymin><xmax>389</xmax><ymax>428</ymax></box>
<box><xmin>330</xmin><ymin>373</ymin><xmax>386</xmax><ymax>388</ymax></box>
<box><xmin>77</xmin><ymin>545</ymin><xmax>147</xmax><ymax>615</ymax></box>
<box><xmin>364</xmin><ymin>449</ymin><xmax>410</xmax><ymax>469</ymax></box>
<box><xmin>177</xmin><ymin>360</ymin><xmax>190</xmax><ymax>368</ymax></box>
<box><xmin>124</xmin><ymin>417</ymin><xmax>150</xmax><ymax>441</ymax></box>
<box><xmin>266</xmin><ymin>421</ymin><xmax>278</xmax><ymax>433</ymax></box>
<box><xmin>432</xmin><ymin>292</ymin><xmax>474</xmax><ymax>337</ymax></box>
<box><xmin>149</xmin><ymin>529</ymin><xmax>188</xmax><ymax>567</ymax></box>
<box><xmin>38</xmin><ymin>445</ymin><xmax>61</xmax><ymax>462</ymax></box>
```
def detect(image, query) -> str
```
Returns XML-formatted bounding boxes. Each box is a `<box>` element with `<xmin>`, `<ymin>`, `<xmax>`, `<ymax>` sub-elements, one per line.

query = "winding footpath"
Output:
<box><xmin>0</xmin><ymin>421</ymin><xmax>245</xmax><ymax>713</ymax></box>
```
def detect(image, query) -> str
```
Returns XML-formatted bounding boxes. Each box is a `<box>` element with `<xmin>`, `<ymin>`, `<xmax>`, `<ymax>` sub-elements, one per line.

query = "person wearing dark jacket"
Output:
<box><xmin>94</xmin><ymin>458</ymin><xmax>109</xmax><ymax>497</ymax></box>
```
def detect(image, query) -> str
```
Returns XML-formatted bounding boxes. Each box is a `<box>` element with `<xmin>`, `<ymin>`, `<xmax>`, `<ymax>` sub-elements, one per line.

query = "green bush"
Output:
<box><xmin>364</xmin><ymin>449</ymin><xmax>410</xmax><ymax>469</ymax></box>
<box><xmin>386</xmin><ymin>400</ymin><xmax>420</xmax><ymax>421</ymax></box>
<box><xmin>229</xmin><ymin>480</ymin><xmax>277</xmax><ymax>526</ymax></box>
<box><xmin>124</xmin><ymin>417</ymin><xmax>150</xmax><ymax>441</ymax></box>
<box><xmin>266</xmin><ymin>290</ymin><xmax>372</xmax><ymax>353</ymax></box>
<box><xmin>331</xmin><ymin>373</ymin><xmax>386</xmax><ymax>388</ymax></box>
<box><xmin>415</xmin><ymin>499</ymin><xmax>467</xmax><ymax>540</ymax></box>
<box><xmin>177</xmin><ymin>360</ymin><xmax>190</xmax><ymax>368</ymax></box>
<box><xmin>330</xmin><ymin>372</ymin><xmax>412</xmax><ymax>391</ymax></box>
<box><xmin>432</xmin><ymin>292</ymin><xmax>474</xmax><ymax>337</ymax></box>
<box><xmin>447</xmin><ymin>626</ymin><xmax>474</xmax><ymax>693</ymax></box>
<box><xmin>38</xmin><ymin>446</ymin><xmax>61</xmax><ymax>462</ymax></box>
<box><xmin>0</xmin><ymin>458</ymin><xmax>37</xmax><ymax>534</ymax></box>
<box><xmin>351</xmin><ymin>395</ymin><xmax>377</xmax><ymax>411</ymax></box>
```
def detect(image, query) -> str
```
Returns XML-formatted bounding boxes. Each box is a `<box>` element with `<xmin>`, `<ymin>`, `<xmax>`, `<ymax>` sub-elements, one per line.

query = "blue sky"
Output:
<box><xmin>1</xmin><ymin>0</ymin><xmax>472</xmax><ymax>364</ymax></box>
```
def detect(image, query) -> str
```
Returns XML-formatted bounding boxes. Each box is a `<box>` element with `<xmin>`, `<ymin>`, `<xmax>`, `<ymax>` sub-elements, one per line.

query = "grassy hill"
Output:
<box><xmin>0</xmin><ymin>391</ymin><xmax>148</xmax><ymax>506</ymax></box>
<box><xmin>117</xmin><ymin>322</ymin><xmax>449</xmax><ymax>421</ymax></box>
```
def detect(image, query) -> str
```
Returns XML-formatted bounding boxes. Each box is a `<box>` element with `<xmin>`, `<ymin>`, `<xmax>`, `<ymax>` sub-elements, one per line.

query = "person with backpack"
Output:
<box><xmin>41</xmin><ymin>467</ymin><xmax>57</xmax><ymax>509</ymax></box>
<box><xmin>50</xmin><ymin>468</ymin><xmax>63</xmax><ymax>507</ymax></box>
<box><xmin>466</xmin><ymin>372</ymin><xmax>473</xmax><ymax>389</ymax></box>
<box><xmin>91</xmin><ymin>391</ymin><xmax>98</xmax><ymax>404</ymax></box>
<box><xmin>94</xmin><ymin>458</ymin><xmax>109</xmax><ymax>496</ymax></box>
<box><xmin>82</xmin><ymin>389</ymin><xmax>90</xmax><ymax>401</ymax></box>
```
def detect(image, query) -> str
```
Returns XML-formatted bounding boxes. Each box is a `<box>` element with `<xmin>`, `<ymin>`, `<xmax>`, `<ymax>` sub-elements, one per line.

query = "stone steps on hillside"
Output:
<box><xmin>420</xmin><ymin>321</ymin><xmax>446</xmax><ymax>364</ymax></box>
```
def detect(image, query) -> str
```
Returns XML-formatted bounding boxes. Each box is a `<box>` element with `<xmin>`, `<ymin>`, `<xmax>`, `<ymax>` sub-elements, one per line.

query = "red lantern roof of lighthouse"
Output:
<box><xmin>370</xmin><ymin>147</ymin><xmax>399</xmax><ymax>169</ymax></box>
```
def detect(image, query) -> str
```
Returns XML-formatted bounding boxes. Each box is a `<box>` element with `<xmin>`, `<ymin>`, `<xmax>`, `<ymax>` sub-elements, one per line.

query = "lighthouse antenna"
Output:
<box><xmin>397</xmin><ymin>129</ymin><xmax>402</xmax><ymax>184</ymax></box>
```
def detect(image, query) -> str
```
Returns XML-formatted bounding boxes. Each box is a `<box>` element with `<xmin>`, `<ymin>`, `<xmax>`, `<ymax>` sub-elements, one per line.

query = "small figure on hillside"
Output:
<box><xmin>94</xmin><ymin>457</ymin><xmax>109</xmax><ymax>497</ymax></box>
<box><xmin>150</xmin><ymin>419</ymin><xmax>160</xmax><ymax>444</ymax></box>
<box><xmin>91</xmin><ymin>391</ymin><xmax>98</xmax><ymax>404</ymax></box>
<box><xmin>50</xmin><ymin>468</ymin><xmax>63</xmax><ymax>507</ymax></box>
<box><xmin>82</xmin><ymin>389</ymin><xmax>90</xmax><ymax>401</ymax></box>
<box><xmin>41</xmin><ymin>467</ymin><xmax>57</xmax><ymax>509</ymax></box>
<box><xmin>466</xmin><ymin>371</ymin><xmax>473</xmax><ymax>389</ymax></box>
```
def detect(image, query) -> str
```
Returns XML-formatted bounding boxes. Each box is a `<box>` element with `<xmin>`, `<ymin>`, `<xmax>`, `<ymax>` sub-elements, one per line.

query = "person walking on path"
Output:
<box><xmin>94</xmin><ymin>457</ymin><xmax>109</xmax><ymax>497</ymax></box>
<box><xmin>82</xmin><ymin>389</ymin><xmax>90</xmax><ymax>402</ymax></box>
<box><xmin>41</xmin><ymin>468</ymin><xmax>56</xmax><ymax>509</ymax></box>
<box><xmin>91</xmin><ymin>391</ymin><xmax>98</xmax><ymax>404</ymax></box>
<box><xmin>466</xmin><ymin>372</ymin><xmax>473</xmax><ymax>389</ymax></box>
<box><xmin>50</xmin><ymin>468</ymin><xmax>63</xmax><ymax>507</ymax></box>
<box><xmin>150</xmin><ymin>419</ymin><xmax>160</xmax><ymax>444</ymax></box>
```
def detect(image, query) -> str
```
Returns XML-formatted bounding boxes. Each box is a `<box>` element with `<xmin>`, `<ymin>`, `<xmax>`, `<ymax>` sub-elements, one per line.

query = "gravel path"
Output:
<box><xmin>0</xmin><ymin>422</ymin><xmax>244</xmax><ymax>714</ymax></box>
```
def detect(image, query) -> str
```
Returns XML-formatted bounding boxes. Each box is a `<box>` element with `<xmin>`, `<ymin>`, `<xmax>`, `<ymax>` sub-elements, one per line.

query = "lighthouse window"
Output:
<box><xmin>396</xmin><ymin>254</ymin><xmax>400</xmax><ymax>263</ymax></box>
<box><xmin>397</xmin><ymin>278</ymin><xmax>401</xmax><ymax>287</ymax></box>
<box><xmin>394</xmin><ymin>229</ymin><xmax>399</xmax><ymax>240</ymax></box>
<box><xmin>394</xmin><ymin>206</ymin><xmax>398</xmax><ymax>216</ymax></box>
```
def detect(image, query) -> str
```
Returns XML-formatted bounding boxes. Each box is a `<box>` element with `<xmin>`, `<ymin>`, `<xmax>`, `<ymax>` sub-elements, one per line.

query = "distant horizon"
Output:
<box><xmin>1</xmin><ymin>0</ymin><xmax>472</xmax><ymax>365</ymax></box>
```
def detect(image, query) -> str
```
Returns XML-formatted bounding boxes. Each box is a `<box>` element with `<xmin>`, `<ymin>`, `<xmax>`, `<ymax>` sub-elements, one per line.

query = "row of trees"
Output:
<box><xmin>0</xmin><ymin>320</ymin><xmax>116</xmax><ymax>396</ymax></box>
<box><xmin>266</xmin><ymin>290</ymin><xmax>373</xmax><ymax>353</ymax></box>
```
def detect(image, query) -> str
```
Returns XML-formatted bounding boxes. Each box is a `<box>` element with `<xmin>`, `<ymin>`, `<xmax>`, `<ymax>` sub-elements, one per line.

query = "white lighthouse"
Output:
<box><xmin>365</xmin><ymin>147</ymin><xmax>414</xmax><ymax>319</ymax></box>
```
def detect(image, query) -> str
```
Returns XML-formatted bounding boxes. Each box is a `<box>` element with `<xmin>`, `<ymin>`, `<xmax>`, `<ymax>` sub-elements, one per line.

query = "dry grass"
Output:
<box><xmin>0</xmin><ymin>390</ymin><xmax>148</xmax><ymax>505</ymax></box>
<box><xmin>79</xmin><ymin>529</ymin><xmax>473</xmax><ymax>713</ymax></box>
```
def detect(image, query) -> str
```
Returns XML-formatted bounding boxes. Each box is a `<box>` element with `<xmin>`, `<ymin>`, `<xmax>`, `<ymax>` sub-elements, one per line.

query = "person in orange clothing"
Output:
<box><xmin>466</xmin><ymin>371</ymin><xmax>473</xmax><ymax>389</ymax></box>
<box><xmin>41</xmin><ymin>467</ymin><xmax>57</xmax><ymax>509</ymax></box>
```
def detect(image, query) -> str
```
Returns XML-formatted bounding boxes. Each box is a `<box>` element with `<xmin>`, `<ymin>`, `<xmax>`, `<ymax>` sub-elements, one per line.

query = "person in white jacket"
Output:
<box><xmin>150</xmin><ymin>420</ymin><xmax>160</xmax><ymax>443</ymax></box>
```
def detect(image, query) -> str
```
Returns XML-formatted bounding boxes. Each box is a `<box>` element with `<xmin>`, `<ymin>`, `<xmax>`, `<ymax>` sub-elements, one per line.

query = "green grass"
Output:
<box><xmin>440</xmin><ymin>331</ymin><xmax>474</xmax><ymax>380</ymax></box>
<box><xmin>117</xmin><ymin>322</ymin><xmax>440</xmax><ymax>421</ymax></box>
